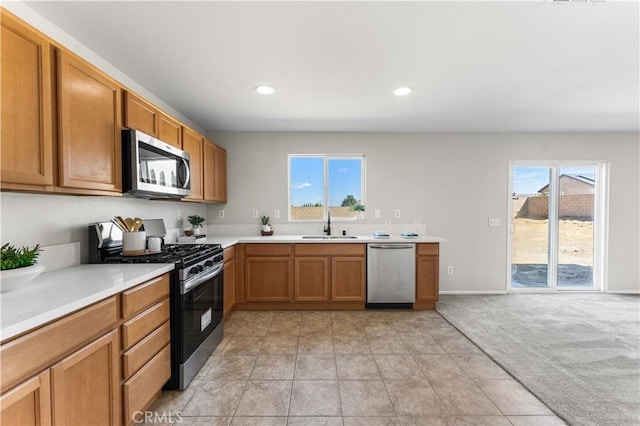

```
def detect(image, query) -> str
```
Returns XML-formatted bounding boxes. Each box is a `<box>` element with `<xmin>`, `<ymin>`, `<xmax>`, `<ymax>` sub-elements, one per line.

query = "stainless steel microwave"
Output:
<box><xmin>122</xmin><ymin>129</ymin><xmax>191</xmax><ymax>199</ymax></box>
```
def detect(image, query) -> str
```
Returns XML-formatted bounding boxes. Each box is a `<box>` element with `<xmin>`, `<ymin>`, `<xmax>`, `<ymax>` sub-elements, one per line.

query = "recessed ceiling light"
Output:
<box><xmin>255</xmin><ymin>85</ymin><xmax>275</xmax><ymax>95</ymax></box>
<box><xmin>393</xmin><ymin>87</ymin><xmax>412</xmax><ymax>96</ymax></box>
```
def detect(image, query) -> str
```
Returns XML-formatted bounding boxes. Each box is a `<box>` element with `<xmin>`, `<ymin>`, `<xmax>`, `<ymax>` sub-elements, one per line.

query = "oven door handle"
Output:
<box><xmin>181</xmin><ymin>263</ymin><xmax>223</xmax><ymax>294</ymax></box>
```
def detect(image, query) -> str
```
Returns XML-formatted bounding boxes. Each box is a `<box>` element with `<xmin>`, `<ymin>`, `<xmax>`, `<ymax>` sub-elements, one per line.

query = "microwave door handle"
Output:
<box><xmin>181</xmin><ymin>158</ymin><xmax>190</xmax><ymax>189</ymax></box>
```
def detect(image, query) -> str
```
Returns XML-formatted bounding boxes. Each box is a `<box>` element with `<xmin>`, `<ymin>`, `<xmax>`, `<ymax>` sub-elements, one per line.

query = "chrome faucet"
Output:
<box><xmin>324</xmin><ymin>211</ymin><xmax>331</xmax><ymax>235</ymax></box>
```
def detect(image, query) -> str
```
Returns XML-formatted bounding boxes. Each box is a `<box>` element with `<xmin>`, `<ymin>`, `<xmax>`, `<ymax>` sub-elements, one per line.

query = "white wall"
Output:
<box><xmin>2</xmin><ymin>1</ymin><xmax>204</xmax><ymax>134</ymax></box>
<box><xmin>0</xmin><ymin>193</ymin><xmax>206</xmax><ymax>263</ymax></box>
<box><xmin>207</xmin><ymin>131</ymin><xmax>640</xmax><ymax>294</ymax></box>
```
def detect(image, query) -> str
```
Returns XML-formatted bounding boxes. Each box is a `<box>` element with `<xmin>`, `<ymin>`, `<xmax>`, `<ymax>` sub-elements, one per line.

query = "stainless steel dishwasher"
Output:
<box><xmin>366</xmin><ymin>243</ymin><xmax>416</xmax><ymax>308</ymax></box>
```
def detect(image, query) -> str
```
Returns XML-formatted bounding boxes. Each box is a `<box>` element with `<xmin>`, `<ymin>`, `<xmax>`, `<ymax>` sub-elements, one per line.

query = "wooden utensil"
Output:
<box><xmin>133</xmin><ymin>217</ymin><xmax>143</xmax><ymax>232</ymax></box>
<box><xmin>124</xmin><ymin>217</ymin><xmax>135</xmax><ymax>232</ymax></box>
<box><xmin>111</xmin><ymin>218</ymin><xmax>127</xmax><ymax>233</ymax></box>
<box><xmin>114</xmin><ymin>216</ymin><xmax>129</xmax><ymax>232</ymax></box>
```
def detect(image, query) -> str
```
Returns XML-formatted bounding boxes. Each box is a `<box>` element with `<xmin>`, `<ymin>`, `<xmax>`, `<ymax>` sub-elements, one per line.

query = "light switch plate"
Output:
<box><xmin>218</xmin><ymin>210</ymin><xmax>225</xmax><ymax>218</ymax></box>
<box><xmin>274</xmin><ymin>209</ymin><xmax>280</xmax><ymax>219</ymax></box>
<box><xmin>394</xmin><ymin>209</ymin><xmax>401</xmax><ymax>218</ymax></box>
<box><xmin>489</xmin><ymin>218</ymin><xmax>500</xmax><ymax>227</ymax></box>
<box><xmin>252</xmin><ymin>209</ymin><xmax>259</xmax><ymax>218</ymax></box>
<box><xmin>374</xmin><ymin>209</ymin><xmax>381</xmax><ymax>218</ymax></box>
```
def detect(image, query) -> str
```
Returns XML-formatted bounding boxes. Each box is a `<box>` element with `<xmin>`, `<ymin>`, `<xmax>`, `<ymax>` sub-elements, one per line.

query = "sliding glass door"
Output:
<box><xmin>509</xmin><ymin>163</ymin><xmax>604</xmax><ymax>291</ymax></box>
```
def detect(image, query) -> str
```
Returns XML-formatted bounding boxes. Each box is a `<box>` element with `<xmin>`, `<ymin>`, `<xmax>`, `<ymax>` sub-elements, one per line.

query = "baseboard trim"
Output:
<box><xmin>607</xmin><ymin>290</ymin><xmax>640</xmax><ymax>294</ymax></box>
<box><xmin>440</xmin><ymin>291</ymin><xmax>508</xmax><ymax>295</ymax></box>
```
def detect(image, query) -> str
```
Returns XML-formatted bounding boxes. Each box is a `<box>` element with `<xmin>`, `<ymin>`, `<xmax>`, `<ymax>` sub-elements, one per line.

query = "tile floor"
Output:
<box><xmin>147</xmin><ymin>310</ymin><xmax>566</xmax><ymax>425</ymax></box>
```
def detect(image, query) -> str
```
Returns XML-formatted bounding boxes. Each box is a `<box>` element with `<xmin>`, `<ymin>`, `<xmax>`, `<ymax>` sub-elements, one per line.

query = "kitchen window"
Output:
<box><xmin>288</xmin><ymin>155</ymin><xmax>365</xmax><ymax>221</ymax></box>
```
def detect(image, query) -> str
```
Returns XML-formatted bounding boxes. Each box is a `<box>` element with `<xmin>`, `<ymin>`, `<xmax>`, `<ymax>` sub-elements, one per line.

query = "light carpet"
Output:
<box><xmin>436</xmin><ymin>293</ymin><xmax>640</xmax><ymax>426</ymax></box>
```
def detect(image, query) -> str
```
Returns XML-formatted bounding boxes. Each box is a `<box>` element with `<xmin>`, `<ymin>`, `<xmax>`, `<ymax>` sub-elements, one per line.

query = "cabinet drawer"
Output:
<box><xmin>122</xmin><ymin>321</ymin><xmax>170</xmax><ymax>379</ymax></box>
<box><xmin>295</xmin><ymin>243</ymin><xmax>365</xmax><ymax>257</ymax></box>
<box><xmin>417</xmin><ymin>243</ymin><xmax>439</xmax><ymax>256</ymax></box>
<box><xmin>223</xmin><ymin>246</ymin><xmax>236</xmax><ymax>262</ymax></box>
<box><xmin>1</xmin><ymin>296</ymin><xmax>117</xmax><ymax>392</ymax></box>
<box><xmin>123</xmin><ymin>344</ymin><xmax>170</xmax><ymax>425</ymax></box>
<box><xmin>245</xmin><ymin>244</ymin><xmax>291</xmax><ymax>256</ymax></box>
<box><xmin>121</xmin><ymin>299</ymin><xmax>169</xmax><ymax>350</ymax></box>
<box><xmin>121</xmin><ymin>274</ymin><xmax>170</xmax><ymax>319</ymax></box>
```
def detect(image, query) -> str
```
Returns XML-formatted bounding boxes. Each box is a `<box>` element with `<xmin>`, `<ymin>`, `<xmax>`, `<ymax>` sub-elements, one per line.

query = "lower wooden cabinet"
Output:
<box><xmin>120</xmin><ymin>275</ymin><xmax>171</xmax><ymax>425</ymax></box>
<box><xmin>246</xmin><ymin>257</ymin><xmax>292</xmax><ymax>301</ymax></box>
<box><xmin>0</xmin><ymin>273</ymin><xmax>172</xmax><ymax>426</ymax></box>
<box><xmin>223</xmin><ymin>246</ymin><xmax>236</xmax><ymax>317</ymax></box>
<box><xmin>0</xmin><ymin>370</ymin><xmax>51</xmax><ymax>426</ymax></box>
<box><xmin>331</xmin><ymin>256</ymin><xmax>366</xmax><ymax>301</ymax></box>
<box><xmin>0</xmin><ymin>329</ymin><xmax>120</xmax><ymax>426</ymax></box>
<box><xmin>294</xmin><ymin>257</ymin><xmax>330</xmax><ymax>301</ymax></box>
<box><xmin>294</xmin><ymin>244</ymin><xmax>366</xmax><ymax>303</ymax></box>
<box><xmin>415</xmin><ymin>243</ymin><xmax>440</xmax><ymax>309</ymax></box>
<box><xmin>51</xmin><ymin>330</ymin><xmax>120</xmax><ymax>426</ymax></box>
<box><xmin>122</xmin><ymin>345</ymin><xmax>170</xmax><ymax>425</ymax></box>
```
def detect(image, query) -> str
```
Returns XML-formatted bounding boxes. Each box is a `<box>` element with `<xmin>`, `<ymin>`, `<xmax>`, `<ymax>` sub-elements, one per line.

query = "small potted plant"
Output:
<box><xmin>1</xmin><ymin>243</ymin><xmax>44</xmax><ymax>292</ymax></box>
<box><xmin>260</xmin><ymin>216</ymin><xmax>273</xmax><ymax>235</ymax></box>
<box><xmin>187</xmin><ymin>215</ymin><xmax>206</xmax><ymax>236</ymax></box>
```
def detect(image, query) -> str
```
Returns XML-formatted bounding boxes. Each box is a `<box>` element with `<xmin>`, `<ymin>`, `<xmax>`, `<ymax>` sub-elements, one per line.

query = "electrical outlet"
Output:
<box><xmin>489</xmin><ymin>218</ymin><xmax>500</xmax><ymax>227</ymax></box>
<box><xmin>374</xmin><ymin>209</ymin><xmax>381</xmax><ymax>218</ymax></box>
<box><xmin>252</xmin><ymin>209</ymin><xmax>259</xmax><ymax>218</ymax></box>
<box><xmin>218</xmin><ymin>210</ymin><xmax>225</xmax><ymax>219</ymax></box>
<box><xmin>176</xmin><ymin>209</ymin><xmax>181</xmax><ymax>221</ymax></box>
<box><xmin>394</xmin><ymin>209</ymin><xmax>401</xmax><ymax>218</ymax></box>
<box><xmin>274</xmin><ymin>209</ymin><xmax>280</xmax><ymax>219</ymax></box>
<box><xmin>447</xmin><ymin>266</ymin><xmax>454</xmax><ymax>275</ymax></box>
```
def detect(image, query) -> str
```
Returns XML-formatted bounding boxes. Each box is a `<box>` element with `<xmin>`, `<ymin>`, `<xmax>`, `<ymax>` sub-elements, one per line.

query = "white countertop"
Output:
<box><xmin>192</xmin><ymin>234</ymin><xmax>447</xmax><ymax>250</ymax></box>
<box><xmin>0</xmin><ymin>263</ymin><xmax>174</xmax><ymax>342</ymax></box>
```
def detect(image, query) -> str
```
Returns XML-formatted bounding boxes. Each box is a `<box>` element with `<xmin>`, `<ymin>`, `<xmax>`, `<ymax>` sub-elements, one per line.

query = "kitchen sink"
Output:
<box><xmin>301</xmin><ymin>235</ymin><xmax>358</xmax><ymax>240</ymax></box>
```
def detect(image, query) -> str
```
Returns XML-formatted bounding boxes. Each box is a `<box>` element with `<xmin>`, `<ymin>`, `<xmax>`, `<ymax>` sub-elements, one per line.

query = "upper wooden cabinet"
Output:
<box><xmin>158</xmin><ymin>113</ymin><xmax>182</xmax><ymax>149</ymax></box>
<box><xmin>57</xmin><ymin>49</ymin><xmax>122</xmax><ymax>193</ymax></box>
<box><xmin>123</xmin><ymin>91</ymin><xmax>182</xmax><ymax>149</ymax></box>
<box><xmin>182</xmin><ymin>127</ymin><xmax>204</xmax><ymax>201</ymax></box>
<box><xmin>203</xmin><ymin>138</ymin><xmax>228</xmax><ymax>203</ymax></box>
<box><xmin>1</xmin><ymin>10</ymin><xmax>54</xmax><ymax>190</ymax></box>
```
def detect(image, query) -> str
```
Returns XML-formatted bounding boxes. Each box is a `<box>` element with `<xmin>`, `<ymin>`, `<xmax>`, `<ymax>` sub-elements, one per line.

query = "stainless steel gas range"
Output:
<box><xmin>89</xmin><ymin>221</ymin><xmax>223</xmax><ymax>390</ymax></box>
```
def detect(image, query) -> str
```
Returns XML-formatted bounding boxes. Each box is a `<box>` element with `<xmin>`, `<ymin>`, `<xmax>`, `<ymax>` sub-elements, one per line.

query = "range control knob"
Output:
<box><xmin>205</xmin><ymin>260</ymin><xmax>214</xmax><ymax>267</ymax></box>
<box><xmin>189</xmin><ymin>267</ymin><xmax>199</xmax><ymax>275</ymax></box>
<box><xmin>197</xmin><ymin>265</ymin><xmax>204</xmax><ymax>273</ymax></box>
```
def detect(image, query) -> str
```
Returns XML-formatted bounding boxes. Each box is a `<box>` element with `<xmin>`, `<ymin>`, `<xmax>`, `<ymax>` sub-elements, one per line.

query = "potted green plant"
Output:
<box><xmin>260</xmin><ymin>216</ymin><xmax>271</xmax><ymax>233</ymax></box>
<box><xmin>187</xmin><ymin>215</ymin><xmax>206</xmax><ymax>236</ymax></box>
<box><xmin>1</xmin><ymin>243</ymin><xmax>43</xmax><ymax>292</ymax></box>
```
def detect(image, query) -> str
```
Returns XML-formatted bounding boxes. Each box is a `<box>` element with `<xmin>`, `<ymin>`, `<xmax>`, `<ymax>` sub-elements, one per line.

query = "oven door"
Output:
<box><xmin>180</xmin><ymin>263</ymin><xmax>223</xmax><ymax>362</ymax></box>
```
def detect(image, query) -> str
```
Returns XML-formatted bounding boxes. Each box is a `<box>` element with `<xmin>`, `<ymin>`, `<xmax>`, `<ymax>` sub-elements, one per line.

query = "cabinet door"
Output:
<box><xmin>416</xmin><ymin>256</ymin><xmax>439</xmax><ymax>301</ymax></box>
<box><xmin>0</xmin><ymin>370</ymin><xmax>51</xmax><ymax>426</ymax></box>
<box><xmin>51</xmin><ymin>330</ymin><xmax>120</xmax><ymax>426</ymax></box>
<box><xmin>1</xmin><ymin>11</ymin><xmax>54</xmax><ymax>188</ymax></box>
<box><xmin>58</xmin><ymin>50</ymin><xmax>122</xmax><ymax>192</ymax></box>
<box><xmin>214</xmin><ymin>144</ymin><xmax>227</xmax><ymax>202</ymax></box>
<box><xmin>203</xmin><ymin>140</ymin><xmax>227</xmax><ymax>203</ymax></box>
<box><xmin>203</xmin><ymin>138</ymin><xmax>216</xmax><ymax>202</ymax></box>
<box><xmin>123</xmin><ymin>91</ymin><xmax>158</xmax><ymax>137</ymax></box>
<box><xmin>331</xmin><ymin>257</ymin><xmax>365</xmax><ymax>301</ymax></box>
<box><xmin>246</xmin><ymin>257</ymin><xmax>292</xmax><ymax>301</ymax></box>
<box><xmin>295</xmin><ymin>257</ymin><xmax>330</xmax><ymax>302</ymax></box>
<box><xmin>182</xmin><ymin>127</ymin><xmax>203</xmax><ymax>201</ymax></box>
<box><xmin>223</xmin><ymin>258</ymin><xmax>236</xmax><ymax>317</ymax></box>
<box><xmin>158</xmin><ymin>113</ymin><xmax>182</xmax><ymax>149</ymax></box>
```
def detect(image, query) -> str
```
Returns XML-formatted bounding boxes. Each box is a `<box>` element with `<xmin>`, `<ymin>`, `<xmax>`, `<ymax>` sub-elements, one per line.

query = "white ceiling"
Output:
<box><xmin>25</xmin><ymin>1</ymin><xmax>639</xmax><ymax>133</ymax></box>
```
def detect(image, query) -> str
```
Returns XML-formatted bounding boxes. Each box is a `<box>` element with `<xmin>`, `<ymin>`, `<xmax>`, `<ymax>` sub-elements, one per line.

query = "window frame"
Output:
<box><xmin>288</xmin><ymin>154</ymin><xmax>366</xmax><ymax>222</ymax></box>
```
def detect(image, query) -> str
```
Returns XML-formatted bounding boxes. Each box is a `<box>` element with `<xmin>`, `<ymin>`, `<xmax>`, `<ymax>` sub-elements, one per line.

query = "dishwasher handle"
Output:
<box><xmin>369</xmin><ymin>244</ymin><xmax>415</xmax><ymax>249</ymax></box>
